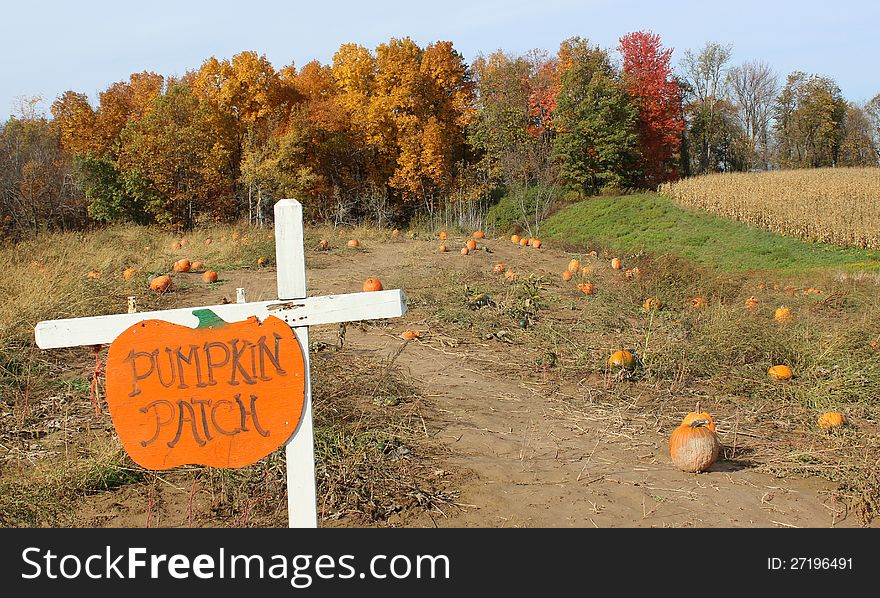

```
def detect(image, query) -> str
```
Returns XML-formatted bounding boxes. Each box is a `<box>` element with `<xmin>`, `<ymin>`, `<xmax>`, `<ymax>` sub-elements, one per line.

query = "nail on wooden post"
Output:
<box><xmin>236</xmin><ymin>288</ymin><xmax>247</xmax><ymax>304</ymax></box>
<box><xmin>127</xmin><ymin>296</ymin><xmax>137</xmax><ymax>314</ymax></box>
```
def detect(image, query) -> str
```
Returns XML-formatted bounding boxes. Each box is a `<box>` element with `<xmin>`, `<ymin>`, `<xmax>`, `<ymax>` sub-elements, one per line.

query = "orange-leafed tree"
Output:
<box><xmin>50</xmin><ymin>91</ymin><xmax>100</xmax><ymax>156</ymax></box>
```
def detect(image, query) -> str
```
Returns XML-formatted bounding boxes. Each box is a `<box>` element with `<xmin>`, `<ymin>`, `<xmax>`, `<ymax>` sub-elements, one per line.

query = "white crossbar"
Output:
<box><xmin>34</xmin><ymin>289</ymin><xmax>407</xmax><ymax>349</ymax></box>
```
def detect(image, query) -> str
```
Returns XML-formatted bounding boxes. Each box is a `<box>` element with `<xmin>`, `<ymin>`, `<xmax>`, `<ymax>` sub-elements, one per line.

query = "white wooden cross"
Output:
<box><xmin>33</xmin><ymin>199</ymin><xmax>408</xmax><ymax>528</ymax></box>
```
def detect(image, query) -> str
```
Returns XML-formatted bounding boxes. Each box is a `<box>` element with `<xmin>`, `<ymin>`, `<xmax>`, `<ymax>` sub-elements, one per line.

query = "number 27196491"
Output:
<box><xmin>768</xmin><ymin>557</ymin><xmax>853</xmax><ymax>571</ymax></box>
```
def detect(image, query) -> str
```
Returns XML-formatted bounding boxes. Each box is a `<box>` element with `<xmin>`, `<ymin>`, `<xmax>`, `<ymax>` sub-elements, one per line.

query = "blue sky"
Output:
<box><xmin>1</xmin><ymin>0</ymin><xmax>877</xmax><ymax>118</ymax></box>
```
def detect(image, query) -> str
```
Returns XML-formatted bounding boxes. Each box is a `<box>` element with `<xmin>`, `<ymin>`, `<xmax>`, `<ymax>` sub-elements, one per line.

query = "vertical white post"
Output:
<box><xmin>274</xmin><ymin>199</ymin><xmax>318</xmax><ymax>528</ymax></box>
<box><xmin>236</xmin><ymin>288</ymin><xmax>247</xmax><ymax>304</ymax></box>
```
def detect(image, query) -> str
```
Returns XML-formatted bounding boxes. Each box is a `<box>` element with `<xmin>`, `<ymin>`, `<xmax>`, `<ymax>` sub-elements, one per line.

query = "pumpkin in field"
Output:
<box><xmin>611</xmin><ymin>257</ymin><xmax>622</xmax><ymax>270</ymax></box>
<box><xmin>347</xmin><ymin>239</ymin><xmax>360</xmax><ymax>248</ymax></box>
<box><xmin>691</xmin><ymin>297</ymin><xmax>706</xmax><ymax>308</ymax></box>
<box><xmin>669</xmin><ymin>419</ymin><xmax>720</xmax><ymax>473</ymax></box>
<box><xmin>680</xmin><ymin>401</ymin><xmax>716</xmax><ymax>432</ymax></box>
<box><xmin>439</xmin><ymin>244</ymin><xmax>449</xmax><ymax>253</ymax></box>
<box><xmin>767</xmin><ymin>365</ymin><xmax>793</xmax><ymax>381</ymax></box>
<box><xmin>504</xmin><ymin>269</ymin><xmax>518</xmax><ymax>281</ymax></box>
<box><xmin>123</xmin><ymin>267</ymin><xmax>138</xmax><ymax>281</ymax></box>
<box><xmin>172</xmin><ymin>259</ymin><xmax>191</xmax><ymax>273</ymax></box>
<box><xmin>494</xmin><ymin>263</ymin><xmax>506</xmax><ymax>273</ymax></box>
<box><xmin>461</xmin><ymin>246</ymin><xmax>470</xmax><ymax>255</ymax></box>
<box><xmin>392</xmin><ymin>229</ymin><xmax>401</xmax><ymax>236</ymax></box>
<box><xmin>519</xmin><ymin>237</ymin><xmax>529</xmax><ymax>246</ymax></box>
<box><xmin>257</xmin><ymin>256</ymin><xmax>268</xmax><ymax>266</ymax></box>
<box><xmin>625</xmin><ymin>269</ymin><xmax>634</xmax><ymax>279</ymax></box>
<box><xmin>104</xmin><ymin>311</ymin><xmax>305</xmax><ymax>469</ymax></box>
<box><xmin>817</xmin><ymin>412</ymin><xmax>846</xmax><ymax>430</ymax></box>
<box><xmin>400</xmin><ymin>330</ymin><xmax>421</xmax><ymax>340</ymax></box>
<box><xmin>87</xmin><ymin>270</ymin><xmax>101</xmax><ymax>279</ymax></box>
<box><xmin>473</xmin><ymin>231</ymin><xmax>485</xmax><ymax>239</ymax></box>
<box><xmin>631</xmin><ymin>267</ymin><xmax>641</xmax><ymax>277</ymax></box>
<box><xmin>568</xmin><ymin>259</ymin><xmax>581</xmax><ymax>273</ymax></box>
<box><xmin>149</xmin><ymin>275</ymin><xmax>173</xmax><ymax>293</ymax></box>
<box><xmin>190</xmin><ymin>261</ymin><xmax>204</xmax><ymax>272</ymax></box>
<box><xmin>577</xmin><ymin>282</ymin><xmax>594</xmax><ymax>295</ymax></box>
<box><xmin>170</xmin><ymin>241</ymin><xmax>182</xmax><ymax>250</ymax></box>
<box><xmin>745</xmin><ymin>295</ymin><xmax>760</xmax><ymax>310</ymax></box>
<box><xmin>511</xmin><ymin>234</ymin><xmax>520</xmax><ymax>244</ymax></box>
<box><xmin>318</xmin><ymin>239</ymin><xmax>330</xmax><ymax>250</ymax></box>
<box><xmin>608</xmin><ymin>350</ymin><xmax>634</xmax><ymax>369</ymax></box>
<box><xmin>562</xmin><ymin>270</ymin><xmax>573</xmax><ymax>281</ymax></box>
<box><xmin>643</xmin><ymin>297</ymin><xmax>662</xmax><ymax>311</ymax></box>
<box><xmin>466</xmin><ymin>239</ymin><xmax>477</xmax><ymax>250</ymax></box>
<box><xmin>363</xmin><ymin>277</ymin><xmax>384</xmax><ymax>292</ymax></box>
<box><xmin>774</xmin><ymin>307</ymin><xmax>792</xmax><ymax>323</ymax></box>
<box><xmin>581</xmin><ymin>266</ymin><xmax>591</xmax><ymax>276</ymax></box>
<box><xmin>202</xmin><ymin>270</ymin><xmax>218</xmax><ymax>283</ymax></box>
<box><xmin>531</xmin><ymin>239</ymin><xmax>542</xmax><ymax>248</ymax></box>
<box><xmin>439</xmin><ymin>231</ymin><xmax>448</xmax><ymax>240</ymax></box>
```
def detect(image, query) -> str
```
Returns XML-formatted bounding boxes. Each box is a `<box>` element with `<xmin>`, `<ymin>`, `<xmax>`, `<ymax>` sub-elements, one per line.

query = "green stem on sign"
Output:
<box><xmin>193</xmin><ymin>309</ymin><xmax>227</xmax><ymax>329</ymax></box>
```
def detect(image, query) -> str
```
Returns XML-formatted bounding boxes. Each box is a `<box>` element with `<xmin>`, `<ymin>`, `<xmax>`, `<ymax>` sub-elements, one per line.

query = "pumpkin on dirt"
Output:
<box><xmin>400</xmin><ymin>330</ymin><xmax>421</xmax><ymax>340</ymax></box>
<box><xmin>519</xmin><ymin>237</ymin><xmax>529</xmax><ymax>246</ymax></box>
<box><xmin>439</xmin><ymin>244</ymin><xmax>449</xmax><ymax>253</ymax></box>
<box><xmin>202</xmin><ymin>271</ymin><xmax>218</xmax><ymax>283</ymax></box>
<box><xmin>511</xmin><ymin>234</ymin><xmax>520</xmax><ymax>244</ymax></box>
<box><xmin>494</xmin><ymin>263</ymin><xmax>507</xmax><ymax>273</ymax></box>
<box><xmin>568</xmin><ymin>259</ymin><xmax>581</xmax><ymax>273</ymax></box>
<box><xmin>611</xmin><ymin>257</ymin><xmax>622</xmax><ymax>270</ymax></box>
<box><xmin>473</xmin><ymin>231</ymin><xmax>485</xmax><ymax>239</ymax></box>
<box><xmin>669</xmin><ymin>419</ymin><xmax>720</xmax><ymax>473</ymax></box>
<box><xmin>690</xmin><ymin>297</ymin><xmax>707</xmax><ymax>308</ymax></box>
<box><xmin>767</xmin><ymin>364</ymin><xmax>793</xmax><ymax>381</ymax></box>
<box><xmin>745</xmin><ymin>295</ymin><xmax>760</xmax><ymax>310</ymax></box>
<box><xmin>149</xmin><ymin>275</ymin><xmax>173</xmax><ymax>293</ymax></box>
<box><xmin>172</xmin><ymin>259</ymin><xmax>192</xmax><ymax>273</ymax></box>
<box><xmin>608</xmin><ymin>350</ymin><xmax>634</xmax><ymax>369</ymax></box>
<box><xmin>577</xmin><ymin>282</ymin><xmax>594</xmax><ymax>295</ymax></box>
<box><xmin>190</xmin><ymin>261</ymin><xmax>204</xmax><ymax>272</ymax></box>
<box><xmin>817</xmin><ymin>411</ymin><xmax>846</xmax><ymax>429</ymax></box>
<box><xmin>562</xmin><ymin>270</ymin><xmax>573</xmax><ymax>281</ymax></box>
<box><xmin>318</xmin><ymin>239</ymin><xmax>330</xmax><ymax>250</ymax></box>
<box><xmin>774</xmin><ymin>307</ymin><xmax>792</xmax><ymax>323</ymax></box>
<box><xmin>123</xmin><ymin>267</ymin><xmax>138</xmax><ymax>281</ymax></box>
<box><xmin>104</xmin><ymin>311</ymin><xmax>305</xmax><ymax>470</ymax></box>
<box><xmin>362</xmin><ymin>277</ymin><xmax>384</xmax><ymax>292</ymax></box>
<box><xmin>581</xmin><ymin>266</ymin><xmax>591</xmax><ymax>276</ymax></box>
<box><xmin>531</xmin><ymin>239</ymin><xmax>542</xmax><ymax>248</ymax></box>
<box><xmin>347</xmin><ymin>239</ymin><xmax>360</xmax><ymax>248</ymax></box>
<box><xmin>504</xmin><ymin>269</ymin><xmax>518</xmax><ymax>281</ymax></box>
<box><xmin>680</xmin><ymin>401</ymin><xmax>716</xmax><ymax>432</ymax></box>
<box><xmin>87</xmin><ymin>270</ymin><xmax>102</xmax><ymax>279</ymax></box>
<box><xmin>439</xmin><ymin>231</ymin><xmax>448</xmax><ymax>240</ymax></box>
<box><xmin>461</xmin><ymin>247</ymin><xmax>470</xmax><ymax>255</ymax></box>
<box><xmin>466</xmin><ymin>239</ymin><xmax>477</xmax><ymax>250</ymax></box>
<box><xmin>257</xmin><ymin>256</ymin><xmax>268</xmax><ymax>266</ymax></box>
<box><xmin>392</xmin><ymin>229</ymin><xmax>401</xmax><ymax>236</ymax></box>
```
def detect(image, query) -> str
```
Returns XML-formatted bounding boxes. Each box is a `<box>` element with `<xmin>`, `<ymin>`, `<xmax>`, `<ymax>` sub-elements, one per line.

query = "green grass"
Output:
<box><xmin>543</xmin><ymin>193</ymin><xmax>880</xmax><ymax>273</ymax></box>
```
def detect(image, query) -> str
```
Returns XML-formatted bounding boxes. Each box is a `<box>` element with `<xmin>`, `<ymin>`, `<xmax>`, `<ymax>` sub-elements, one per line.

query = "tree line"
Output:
<box><xmin>1</xmin><ymin>32</ymin><xmax>878</xmax><ymax>237</ymax></box>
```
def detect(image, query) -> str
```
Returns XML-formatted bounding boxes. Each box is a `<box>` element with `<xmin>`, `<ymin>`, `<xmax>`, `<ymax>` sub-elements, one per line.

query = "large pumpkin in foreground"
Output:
<box><xmin>669</xmin><ymin>420</ymin><xmax>720</xmax><ymax>473</ymax></box>
<box><xmin>105</xmin><ymin>311</ymin><xmax>305</xmax><ymax>470</ymax></box>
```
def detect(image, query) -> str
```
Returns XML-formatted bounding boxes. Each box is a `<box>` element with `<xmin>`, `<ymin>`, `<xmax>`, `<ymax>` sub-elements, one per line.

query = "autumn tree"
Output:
<box><xmin>838</xmin><ymin>102</ymin><xmax>879</xmax><ymax>166</ymax></box>
<box><xmin>773</xmin><ymin>72</ymin><xmax>847</xmax><ymax>168</ymax></box>
<box><xmin>618</xmin><ymin>31</ymin><xmax>685</xmax><ymax>186</ymax></box>
<box><xmin>553</xmin><ymin>37</ymin><xmax>639</xmax><ymax>194</ymax></box>
<box><xmin>50</xmin><ymin>91</ymin><xmax>100</xmax><ymax>156</ymax></box>
<box><xmin>681</xmin><ymin>42</ymin><xmax>732</xmax><ymax>174</ymax></box>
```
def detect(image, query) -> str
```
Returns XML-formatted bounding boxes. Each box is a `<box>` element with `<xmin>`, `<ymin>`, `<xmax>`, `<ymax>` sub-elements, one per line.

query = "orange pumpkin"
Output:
<box><xmin>680</xmin><ymin>401</ymin><xmax>716</xmax><ymax>432</ymax></box>
<box><xmin>608</xmin><ymin>350</ymin><xmax>634</xmax><ymax>369</ymax></box>
<box><xmin>439</xmin><ymin>244</ymin><xmax>449</xmax><ymax>253</ymax></box>
<box><xmin>392</xmin><ymin>229</ymin><xmax>401</xmax><ymax>236</ymax></box>
<box><xmin>817</xmin><ymin>412</ymin><xmax>846</xmax><ymax>429</ymax></box>
<box><xmin>318</xmin><ymin>239</ymin><xmax>330</xmax><ymax>250</ymax></box>
<box><xmin>768</xmin><ymin>365</ymin><xmax>793</xmax><ymax>381</ymax></box>
<box><xmin>123</xmin><ymin>267</ymin><xmax>138</xmax><ymax>281</ymax></box>
<box><xmin>745</xmin><ymin>295</ymin><xmax>760</xmax><ymax>310</ymax></box>
<box><xmin>581</xmin><ymin>266</ymin><xmax>591</xmax><ymax>276</ymax></box>
<box><xmin>611</xmin><ymin>257</ymin><xmax>622</xmax><ymax>270</ymax></box>
<box><xmin>347</xmin><ymin>239</ymin><xmax>360</xmax><ymax>248</ymax></box>
<box><xmin>643</xmin><ymin>297</ymin><xmax>662</xmax><ymax>311</ymax></box>
<box><xmin>774</xmin><ymin>307</ymin><xmax>792</xmax><ymax>323</ymax></box>
<box><xmin>577</xmin><ymin>282</ymin><xmax>594</xmax><ymax>295</ymax></box>
<box><xmin>363</xmin><ymin>277</ymin><xmax>384</xmax><ymax>292</ymax></box>
<box><xmin>519</xmin><ymin>237</ymin><xmax>529</xmax><ymax>246</ymax></box>
<box><xmin>170</xmin><ymin>241</ymin><xmax>182</xmax><ymax>250</ymax></box>
<box><xmin>400</xmin><ymin>330</ymin><xmax>421</xmax><ymax>340</ymax></box>
<box><xmin>691</xmin><ymin>297</ymin><xmax>706</xmax><ymax>308</ymax></box>
<box><xmin>531</xmin><ymin>239</ymin><xmax>542</xmax><ymax>248</ymax></box>
<box><xmin>625</xmin><ymin>269</ymin><xmax>634</xmax><ymax>279</ymax></box>
<box><xmin>439</xmin><ymin>231</ymin><xmax>448</xmax><ymax>240</ymax></box>
<box><xmin>172</xmin><ymin>259</ymin><xmax>191</xmax><ymax>273</ymax></box>
<box><xmin>494</xmin><ymin>263</ymin><xmax>506</xmax><ymax>273</ymax></box>
<box><xmin>461</xmin><ymin>246</ymin><xmax>470</xmax><ymax>255</ymax></box>
<box><xmin>511</xmin><ymin>234</ymin><xmax>520</xmax><ymax>244</ymax></box>
<box><xmin>202</xmin><ymin>270</ymin><xmax>218</xmax><ymax>283</ymax></box>
<box><xmin>568</xmin><ymin>259</ymin><xmax>581</xmax><ymax>273</ymax></box>
<box><xmin>149</xmin><ymin>275</ymin><xmax>173</xmax><ymax>293</ymax></box>
<box><xmin>473</xmin><ymin>231</ymin><xmax>485</xmax><ymax>239</ymax></box>
<box><xmin>562</xmin><ymin>271</ymin><xmax>573</xmax><ymax>281</ymax></box>
<box><xmin>257</xmin><ymin>256</ymin><xmax>268</xmax><ymax>266</ymax></box>
<box><xmin>504</xmin><ymin>269</ymin><xmax>518</xmax><ymax>281</ymax></box>
<box><xmin>104</xmin><ymin>312</ymin><xmax>305</xmax><ymax>470</ymax></box>
<box><xmin>669</xmin><ymin>420</ymin><xmax>720</xmax><ymax>473</ymax></box>
<box><xmin>190</xmin><ymin>261</ymin><xmax>205</xmax><ymax>272</ymax></box>
<box><xmin>87</xmin><ymin>270</ymin><xmax>102</xmax><ymax>279</ymax></box>
<box><xmin>466</xmin><ymin>239</ymin><xmax>477</xmax><ymax>250</ymax></box>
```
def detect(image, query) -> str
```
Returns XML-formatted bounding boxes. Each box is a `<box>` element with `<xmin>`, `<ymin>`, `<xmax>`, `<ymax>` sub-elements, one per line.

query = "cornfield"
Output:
<box><xmin>659</xmin><ymin>168</ymin><xmax>880</xmax><ymax>249</ymax></box>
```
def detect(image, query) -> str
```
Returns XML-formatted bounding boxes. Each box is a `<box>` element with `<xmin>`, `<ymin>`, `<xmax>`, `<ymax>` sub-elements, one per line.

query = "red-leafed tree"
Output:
<box><xmin>618</xmin><ymin>31</ymin><xmax>685</xmax><ymax>186</ymax></box>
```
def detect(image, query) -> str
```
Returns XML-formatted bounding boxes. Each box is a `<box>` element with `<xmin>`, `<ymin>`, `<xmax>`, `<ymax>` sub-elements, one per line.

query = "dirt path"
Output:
<box><xmin>186</xmin><ymin>234</ymin><xmax>857</xmax><ymax>529</ymax></box>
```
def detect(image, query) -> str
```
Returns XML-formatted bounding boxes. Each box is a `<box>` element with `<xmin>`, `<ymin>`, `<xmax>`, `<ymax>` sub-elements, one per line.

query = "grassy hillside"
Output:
<box><xmin>542</xmin><ymin>193</ymin><xmax>880</xmax><ymax>273</ymax></box>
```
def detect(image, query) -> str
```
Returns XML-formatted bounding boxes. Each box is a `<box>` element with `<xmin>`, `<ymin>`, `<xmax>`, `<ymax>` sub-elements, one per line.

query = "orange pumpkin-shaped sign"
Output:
<box><xmin>105</xmin><ymin>310</ymin><xmax>305</xmax><ymax>470</ymax></box>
